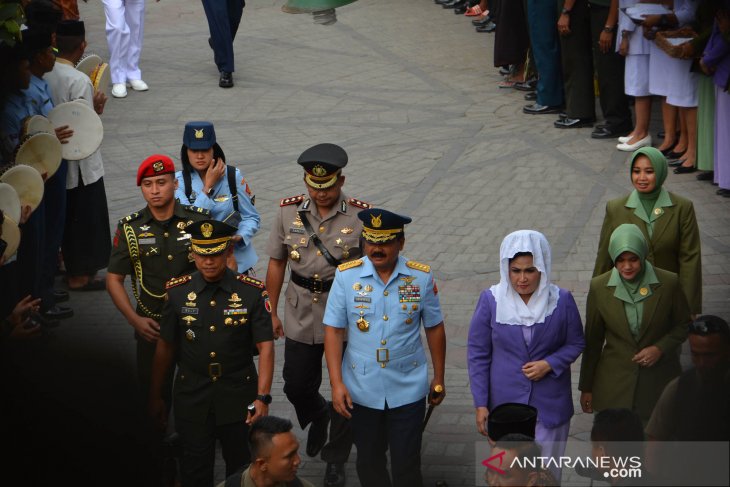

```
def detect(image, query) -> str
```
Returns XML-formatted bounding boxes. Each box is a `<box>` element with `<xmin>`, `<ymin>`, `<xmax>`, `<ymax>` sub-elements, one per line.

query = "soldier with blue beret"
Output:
<box><xmin>150</xmin><ymin>219</ymin><xmax>274</xmax><ymax>487</ymax></box>
<box><xmin>323</xmin><ymin>208</ymin><xmax>447</xmax><ymax>487</ymax></box>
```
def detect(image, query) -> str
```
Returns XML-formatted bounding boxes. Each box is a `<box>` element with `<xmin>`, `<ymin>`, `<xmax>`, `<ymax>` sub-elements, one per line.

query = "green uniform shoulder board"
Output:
<box><xmin>280</xmin><ymin>195</ymin><xmax>305</xmax><ymax>207</ymax></box>
<box><xmin>338</xmin><ymin>259</ymin><xmax>363</xmax><ymax>272</ymax></box>
<box><xmin>348</xmin><ymin>198</ymin><xmax>371</xmax><ymax>209</ymax></box>
<box><xmin>406</xmin><ymin>260</ymin><xmax>431</xmax><ymax>273</ymax></box>
<box><xmin>166</xmin><ymin>274</ymin><xmax>192</xmax><ymax>289</ymax></box>
<box><xmin>237</xmin><ymin>275</ymin><xmax>265</xmax><ymax>288</ymax></box>
<box><xmin>118</xmin><ymin>211</ymin><xmax>141</xmax><ymax>224</ymax></box>
<box><xmin>183</xmin><ymin>205</ymin><xmax>211</xmax><ymax>216</ymax></box>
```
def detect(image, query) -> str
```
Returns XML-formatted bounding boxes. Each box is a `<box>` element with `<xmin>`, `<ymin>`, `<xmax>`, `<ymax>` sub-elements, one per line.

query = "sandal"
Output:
<box><xmin>465</xmin><ymin>5</ymin><xmax>486</xmax><ymax>16</ymax></box>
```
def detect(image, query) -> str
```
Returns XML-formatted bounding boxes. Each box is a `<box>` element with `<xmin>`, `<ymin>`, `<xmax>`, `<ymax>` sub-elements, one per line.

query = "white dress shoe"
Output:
<box><xmin>618</xmin><ymin>135</ymin><xmax>632</xmax><ymax>143</ymax></box>
<box><xmin>111</xmin><ymin>83</ymin><xmax>127</xmax><ymax>98</ymax></box>
<box><xmin>617</xmin><ymin>135</ymin><xmax>652</xmax><ymax>152</ymax></box>
<box><xmin>127</xmin><ymin>79</ymin><xmax>149</xmax><ymax>91</ymax></box>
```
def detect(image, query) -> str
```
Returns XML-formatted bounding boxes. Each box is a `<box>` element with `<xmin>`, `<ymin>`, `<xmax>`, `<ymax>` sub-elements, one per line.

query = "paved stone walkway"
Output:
<box><xmin>6</xmin><ymin>0</ymin><xmax>729</xmax><ymax>485</ymax></box>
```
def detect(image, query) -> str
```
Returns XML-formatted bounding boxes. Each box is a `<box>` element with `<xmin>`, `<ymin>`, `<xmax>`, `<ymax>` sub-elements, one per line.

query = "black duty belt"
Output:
<box><xmin>290</xmin><ymin>271</ymin><xmax>333</xmax><ymax>293</ymax></box>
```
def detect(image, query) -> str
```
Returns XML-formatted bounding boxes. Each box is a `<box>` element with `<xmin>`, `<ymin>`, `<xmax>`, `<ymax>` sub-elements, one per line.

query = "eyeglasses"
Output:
<box><xmin>688</xmin><ymin>320</ymin><xmax>730</xmax><ymax>336</ymax></box>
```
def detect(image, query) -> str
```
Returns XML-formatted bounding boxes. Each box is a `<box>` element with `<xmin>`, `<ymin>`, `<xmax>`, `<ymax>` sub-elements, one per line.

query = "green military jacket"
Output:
<box><xmin>593</xmin><ymin>192</ymin><xmax>702</xmax><ymax>314</ymax></box>
<box><xmin>107</xmin><ymin>202</ymin><xmax>209</xmax><ymax>319</ymax></box>
<box><xmin>579</xmin><ymin>268</ymin><xmax>690</xmax><ymax>420</ymax></box>
<box><xmin>161</xmin><ymin>269</ymin><xmax>274</xmax><ymax>425</ymax></box>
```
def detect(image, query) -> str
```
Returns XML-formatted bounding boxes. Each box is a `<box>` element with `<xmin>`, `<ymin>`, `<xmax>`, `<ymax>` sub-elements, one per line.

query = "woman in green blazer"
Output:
<box><xmin>593</xmin><ymin>147</ymin><xmax>702</xmax><ymax>315</ymax></box>
<box><xmin>580</xmin><ymin>224</ymin><xmax>690</xmax><ymax>422</ymax></box>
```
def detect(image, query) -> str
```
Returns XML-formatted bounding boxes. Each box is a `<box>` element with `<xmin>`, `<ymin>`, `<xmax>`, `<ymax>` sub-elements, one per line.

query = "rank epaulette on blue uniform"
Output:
<box><xmin>348</xmin><ymin>198</ymin><xmax>371</xmax><ymax>209</ymax></box>
<box><xmin>183</xmin><ymin>205</ymin><xmax>210</xmax><ymax>215</ymax></box>
<box><xmin>280</xmin><ymin>195</ymin><xmax>305</xmax><ymax>207</ymax></box>
<box><xmin>237</xmin><ymin>275</ymin><xmax>265</xmax><ymax>289</ymax></box>
<box><xmin>406</xmin><ymin>260</ymin><xmax>431</xmax><ymax>273</ymax></box>
<box><xmin>338</xmin><ymin>259</ymin><xmax>363</xmax><ymax>272</ymax></box>
<box><xmin>118</xmin><ymin>211</ymin><xmax>141</xmax><ymax>224</ymax></box>
<box><xmin>166</xmin><ymin>274</ymin><xmax>192</xmax><ymax>289</ymax></box>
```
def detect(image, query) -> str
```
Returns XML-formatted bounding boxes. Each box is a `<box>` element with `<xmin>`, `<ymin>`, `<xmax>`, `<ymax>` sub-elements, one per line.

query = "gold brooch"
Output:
<box><xmin>639</xmin><ymin>287</ymin><xmax>649</xmax><ymax>296</ymax></box>
<box><xmin>356</xmin><ymin>317</ymin><xmax>369</xmax><ymax>332</ymax></box>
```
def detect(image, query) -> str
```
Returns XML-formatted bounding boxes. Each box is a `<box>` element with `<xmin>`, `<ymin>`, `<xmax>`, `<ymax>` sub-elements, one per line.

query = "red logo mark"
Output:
<box><xmin>482</xmin><ymin>450</ymin><xmax>506</xmax><ymax>475</ymax></box>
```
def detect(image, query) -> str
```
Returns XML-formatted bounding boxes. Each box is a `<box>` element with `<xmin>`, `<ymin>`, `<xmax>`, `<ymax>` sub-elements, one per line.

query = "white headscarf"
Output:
<box><xmin>489</xmin><ymin>230</ymin><xmax>560</xmax><ymax>326</ymax></box>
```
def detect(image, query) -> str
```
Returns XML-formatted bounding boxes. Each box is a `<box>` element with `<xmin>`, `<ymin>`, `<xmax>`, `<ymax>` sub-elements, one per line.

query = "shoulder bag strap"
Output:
<box><xmin>297</xmin><ymin>209</ymin><xmax>341</xmax><ymax>267</ymax></box>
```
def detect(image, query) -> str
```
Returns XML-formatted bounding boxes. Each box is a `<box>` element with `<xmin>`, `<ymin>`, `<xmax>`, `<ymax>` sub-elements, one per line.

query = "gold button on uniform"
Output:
<box><xmin>383</xmin><ymin>291</ymin><xmax>389</xmax><ymax>296</ymax></box>
<box><xmin>164</xmin><ymin>232</ymin><xmax>169</xmax><ymax>237</ymax></box>
<box><xmin>210</xmin><ymin>326</ymin><xmax>216</xmax><ymax>332</ymax></box>
<box><xmin>319</xmin><ymin>226</ymin><xmax>325</xmax><ymax>233</ymax></box>
<box><xmin>212</xmin><ymin>377</ymin><xmax>218</xmax><ymax>382</ymax></box>
<box><xmin>210</xmin><ymin>300</ymin><xmax>216</xmax><ymax>306</ymax></box>
<box><xmin>313</xmin><ymin>296</ymin><xmax>319</xmax><ymax>303</ymax></box>
<box><xmin>210</xmin><ymin>352</ymin><xmax>216</xmax><ymax>358</ymax></box>
<box><xmin>381</xmin><ymin>339</ymin><xmax>387</xmax><ymax>345</ymax></box>
<box><xmin>383</xmin><ymin>315</ymin><xmax>389</xmax><ymax>321</ymax></box>
<box><xmin>167</xmin><ymin>255</ymin><xmax>173</xmax><ymax>261</ymax></box>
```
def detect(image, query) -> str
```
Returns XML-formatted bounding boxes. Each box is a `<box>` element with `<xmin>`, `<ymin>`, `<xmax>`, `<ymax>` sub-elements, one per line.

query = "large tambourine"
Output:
<box><xmin>0</xmin><ymin>164</ymin><xmax>45</xmax><ymax>212</ymax></box>
<box><xmin>15</xmin><ymin>132</ymin><xmax>63</xmax><ymax>179</ymax></box>
<box><xmin>90</xmin><ymin>62</ymin><xmax>111</xmax><ymax>97</ymax></box>
<box><xmin>0</xmin><ymin>182</ymin><xmax>21</xmax><ymax>223</ymax></box>
<box><xmin>75</xmin><ymin>53</ymin><xmax>103</xmax><ymax>78</ymax></box>
<box><xmin>48</xmin><ymin>101</ymin><xmax>103</xmax><ymax>160</ymax></box>
<box><xmin>21</xmin><ymin>114</ymin><xmax>54</xmax><ymax>138</ymax></box>
<box><xmin>1</xmin><ymin>214</ymin><xmax>21</xmax><ymax>261</ymax></box>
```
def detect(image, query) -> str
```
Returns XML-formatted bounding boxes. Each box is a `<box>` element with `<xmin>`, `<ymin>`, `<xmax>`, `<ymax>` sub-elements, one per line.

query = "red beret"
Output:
<box><xmin>137</xmin><ymin>154</ymin><xmax>176</xmax><ymax>186</ymax></box>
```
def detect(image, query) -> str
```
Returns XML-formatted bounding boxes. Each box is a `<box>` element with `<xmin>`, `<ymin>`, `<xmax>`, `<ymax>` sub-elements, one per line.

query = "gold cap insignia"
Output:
<box><xmin>194</xmin><ymin>128</ymin><xmax>204</xmax><ymax>139</ymax></box>
<box><xmin>201</xmin><ymin>223</ymin><xmax>213</xmax><ymax>238</ymax></box>
<box><xmin>312</xmin><ymin>164</ymin><xmax>327</xmax><ymax>177</ymax></box>
<box><xmin>187</xmin><ymin>292</ymin><xmax>197</xmax><ymax>301</ymax></box>
<box><xmin>371</xmin><ymin>214</ymin><xmax>382</xmax><ymax>228</ymax></box>
<box><xmin>639</xmin><ymin>287</ymin><xmax>649</xmax><ymax>296</ymax></box>
<box><xmin>152</xmin><ymin>161</ymin><xmax>164</xmax><ymax>172</ymax></box>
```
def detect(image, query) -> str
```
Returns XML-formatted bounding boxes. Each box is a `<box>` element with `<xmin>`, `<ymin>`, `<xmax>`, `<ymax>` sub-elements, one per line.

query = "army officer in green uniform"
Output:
<box><xmin>107</xmin><ymin>154</ymin><xmax>210</xmax><ymax>403</ymax></box>
<box><xmin>150</xmin><ymin>219</ymin><xmax>274</xmax><ymax>487</ymax></box>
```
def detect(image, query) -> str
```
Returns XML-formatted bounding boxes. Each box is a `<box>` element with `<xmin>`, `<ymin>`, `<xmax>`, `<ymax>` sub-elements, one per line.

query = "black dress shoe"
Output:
<box><xmin>591</xmin><ymin>124</ymin><xmax>632</xmax><ymax>139</ymax></box>
<box><xmin>324</xmin><ymin>463</ymin><xmax>346</xmax><ymax>487</ymax></box>
<box><xmin>454</xmin><ymin>2</ymin><xmax>468</xmax><ymax>14</ymax></box>
<box><xmin>499</xmin><ymin>65</ymin><xmax>510</xmax><ymax>76</ymax></box>
<box><xmin>558</xmin><ymin>111</ymin><xmax>567</xmax><ymax>119</ymax></box>
<box><xmin>524</xmin><ymin>92</ymin><xmax>537</xmax><ymax>101</ymax></box>
<box><xmin>696</xmin><ymin>171</ymin><xmax>714</xmax><ymax>181</ymax></box>
<box><xmin>513</xmin><ymin>79</ymin><xmax>536</xmax><ymax>91</ymax></box>
<box><xmin>54</xmin><ymin>289</ymin><xmax>69</xmax><ymax>303</ymax></box>
<box><xmin>660</xmin><ymin>143</ymin><xmax>677</xmax><ymax>156</ymax></box>
<box><xmin>306</xmin><ymin>413</ymin><xmax>330</xmax><ymax>457</ymax></box>
<box><xmin>667</xmin><ymin>159</ymin><xmax>684</xmax><ymax>167</ymax></box>
<box><xmin>42</xmin><ymin>305</ymin><xmax>73</xmax><ymax>321</ymax></box>
<box><xmin>717</xmin><ymin>188</ymin><xmax>730</xmax><ymax>197</ymax></box>
<box><xmin>523</xmin><ymin>103</ymin><xmax>563</xmax><ymax>115</ymax></box>
<box><xmin>665</xmin><ymin>150</ymin><xmax>686</xmax><ymax>160</ymax></box>
<box><xmin>442</xmin><ymin>0</ymin><xmax>461</xmax><ymax>8</ymax></box>
<box><xmin>554</xmin><ymin>117</ymin><xmax>595</xmax><ymax>129</ymax></box>
<box><xmin>31</xmin><ymin>311</ymin><xmax>60</xmax><ymax>328</ymax></box>
<box><xmin>673</xmin><ymin>165</ymin><xmax>697</xmax><ymax>174</ymax></box>
<box><xmin>472</xmin><ymin>16</ymin><xmax>491</xmax><ymax>26</ymax></box>
<box><xmin>475</xmin><ymin>21</ymin><xmax>496</xmax><ymax>32</ymax></box>
<box><xmin>219</xmin><ymin>71</ymin><xmax>233</xmax><ymax>88</ymax></box>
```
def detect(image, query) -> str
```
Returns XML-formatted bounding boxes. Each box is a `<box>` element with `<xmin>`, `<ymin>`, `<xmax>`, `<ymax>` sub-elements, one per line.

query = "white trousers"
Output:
<box><xmin>102</xmin><ymin>0</ymin><xmax>146</xmax><ymax>84</ymax></box>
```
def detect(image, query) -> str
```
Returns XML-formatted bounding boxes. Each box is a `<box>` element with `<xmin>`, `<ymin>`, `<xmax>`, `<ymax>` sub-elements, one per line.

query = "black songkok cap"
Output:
<box><xmin>56</xmin><ymin>20</ymin><xmax>85</xmax><ymax>37</ymax></box>
<box><xmin>487</xmin><ymin>403</ymin><xmax>538</xmax><ymax>442</ymax></box>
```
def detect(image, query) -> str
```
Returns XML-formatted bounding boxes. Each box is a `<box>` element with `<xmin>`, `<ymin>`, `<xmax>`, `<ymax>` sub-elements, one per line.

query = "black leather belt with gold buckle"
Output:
<box><xmin>208</xmin><ymin>362</ymin><xmax>222</xmax><ymax>380</ymax></box>
<box><xmin>290</xmin><ymin>271</ymin><xmax>333</xmax><ymax>293</ymax></box>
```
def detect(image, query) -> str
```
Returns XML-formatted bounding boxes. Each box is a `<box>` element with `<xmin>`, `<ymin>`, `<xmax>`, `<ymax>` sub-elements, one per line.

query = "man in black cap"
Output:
<box><xmin>150</xmin><ymin>219</ymin><xmax>274</xmax><ymax>487</ymax></box>
<box><xmin>265</xmin><ymin>143</ymin><xmax>370</xmax><ymax>487</ymax></box>
<box><xmin>44</xmin><ymin>19</ymin><xmax>111</xmax><ymax>292</ymax></box>
<box><xmin>323</xmin><ymin>208</ymin><xmax>447</xmax><ymax>487</ymax></box>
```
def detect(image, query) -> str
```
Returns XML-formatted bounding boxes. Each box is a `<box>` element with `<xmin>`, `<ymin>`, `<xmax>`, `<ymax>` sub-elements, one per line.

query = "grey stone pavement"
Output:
<box><xmin>21</xmin><ymin>0</ymin><xmax>730</xmax><ymax>485</ymax></box>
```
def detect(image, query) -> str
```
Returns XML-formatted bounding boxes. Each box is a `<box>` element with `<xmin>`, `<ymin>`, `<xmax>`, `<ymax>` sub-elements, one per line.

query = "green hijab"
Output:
<box><xmin>627</xmin><ymin>147</ymin><xmax>672</xmax><ymax>237</ymax></box>
<box><xmin>607</xmin><ymin>224</ymin><xmax>659</xmax><ymax>338</ymax></box>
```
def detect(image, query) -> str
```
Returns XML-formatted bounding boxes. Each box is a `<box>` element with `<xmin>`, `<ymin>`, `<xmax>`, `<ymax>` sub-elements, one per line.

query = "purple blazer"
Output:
<box><xmin>467</xmin><ymin>288</ymin><xmax>585</xmax><ymax>428</ymax></box>
<box><xmin>702</xmin><ymin>22</ymin><xmax>730</xmax><ymax>89</ymax></box>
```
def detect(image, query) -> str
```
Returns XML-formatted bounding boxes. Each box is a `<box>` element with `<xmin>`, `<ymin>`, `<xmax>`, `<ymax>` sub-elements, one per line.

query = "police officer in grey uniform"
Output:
<box><xmin>265</xmin><ymin>143</ymin><xmax>370</xmax><ymax>487</ymax></box>
<box><xmin>150</xmin><ymin>219</ymin><xmax>274</xmax><ymax>487</ymax></box>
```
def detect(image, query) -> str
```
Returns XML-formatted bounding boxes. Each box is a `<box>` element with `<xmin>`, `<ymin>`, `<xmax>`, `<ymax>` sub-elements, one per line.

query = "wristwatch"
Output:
<box><xmin>561</xmin><ymin>7</ymin><xmax>571</xmax><ymax>15</ymax></box>
<box><xmin>203</xmin><ymin>186</ymin><xmax>214</xmax><ymax>197</ymax></box>
<box><xmin>603</xmin><ymin>25</ymin><xmax>616</xmax><ymax>33</ymax></box>
<box><xmin>256</xmin><ymin>394</ymin><xmax>272</xmax><ymax>405</ymax></box>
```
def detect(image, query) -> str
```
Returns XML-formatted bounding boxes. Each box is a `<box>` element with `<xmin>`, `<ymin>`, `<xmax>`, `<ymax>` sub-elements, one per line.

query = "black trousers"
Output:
<box><xmin>201</xmin><ymin>0</ymin><xmax>244</xmax><ymax>73</ymax></box>
<box><xmin>176</xmin><ymin>414</ymin><xmax>249</xmax><ymax>487</ymax></box>
<box><xmin>351</xmin><ymin>398</ymin><xmax>426</xmax><ymax>487</ymax></box>
<box><xmin>282</xmin><ymin>337</ymin><xmax>352</xmax><ymax>464</ymax></box>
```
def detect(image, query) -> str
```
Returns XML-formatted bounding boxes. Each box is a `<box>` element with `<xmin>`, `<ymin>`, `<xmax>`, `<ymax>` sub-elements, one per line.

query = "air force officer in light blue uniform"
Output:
<box><xmin>323</xmin><ymin>208</ymin><xmax>446</xmax><ymax>487</ymax></box>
